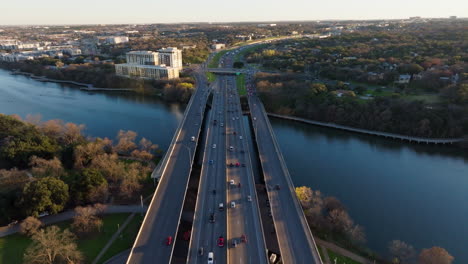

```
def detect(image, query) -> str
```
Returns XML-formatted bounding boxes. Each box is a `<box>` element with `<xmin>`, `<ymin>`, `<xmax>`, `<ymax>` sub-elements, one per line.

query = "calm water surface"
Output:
<box><xmin>1</xmin><ymin>69</ymin><xmax>467</xmax><ymax>263</ymax></box>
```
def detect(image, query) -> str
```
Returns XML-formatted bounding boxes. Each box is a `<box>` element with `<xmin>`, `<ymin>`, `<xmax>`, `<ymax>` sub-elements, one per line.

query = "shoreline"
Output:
<box><xmin>267</xmin><ymin>113</ymin><xmax>465</xmax><ymax>145</ymax></box>
<box><xmin>10</xmin><ymin>70</ymin><xmax>133</xmax><ymax>92</ymax></box>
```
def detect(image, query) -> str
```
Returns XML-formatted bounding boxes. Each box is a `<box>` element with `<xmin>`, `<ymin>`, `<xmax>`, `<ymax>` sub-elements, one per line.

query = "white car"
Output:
<box><xmin>229</xmin><ymin>179</ymin><xmax>235</xmax><ymax>186</ymax></box>
<box><xmin>208</xmin><ymin>252</ymin><xmax>214</xmax><ymax>264</ymax></box>
<box><xmin>212</xmin><ymin>144</ymin><xmax>216</xmax><ymax>149</ymax></box>
<box><xmin>230</xmin><ymin>201</ymin><xmax>236</xmax><ymax>208</ymax></box>
<box><xmin>191</xmin><ymin>136</ymin><xmax>195</xmax><ymax>142</ymax></box>
<box><xmin>239</xmin><ymin>136</ymin><xmax>243</xmax><ymax>140</ymax></box>
<box><xmin>247</xmin><ymin>195</ymin><xmax>252</xmax><ymax>202</ymax></box>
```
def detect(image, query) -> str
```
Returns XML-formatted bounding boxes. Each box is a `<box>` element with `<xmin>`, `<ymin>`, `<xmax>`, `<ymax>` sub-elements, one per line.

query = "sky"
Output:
<box><xmin>1</xmin><ymin>0</ymin><xmax>467</xmax><ymax>25</ymax></box>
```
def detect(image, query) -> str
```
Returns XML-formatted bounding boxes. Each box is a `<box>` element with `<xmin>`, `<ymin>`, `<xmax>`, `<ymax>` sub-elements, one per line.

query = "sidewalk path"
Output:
<box><xmin>0</xmin><ymin>205</ymin><xmax>147</xmax><ymax>237</ymax></box>
<box><xmin>315</xmin><ymin>238</ymin><xmax>376</xmax><ymax>264</ymax></box>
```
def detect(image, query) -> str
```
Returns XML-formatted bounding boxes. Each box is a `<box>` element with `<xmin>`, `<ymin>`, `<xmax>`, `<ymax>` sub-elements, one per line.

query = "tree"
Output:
<box><xmin>19</xmin><ymin>216</ymin><xmax>42</xmax><ymax>236</ymax></box>
<box><xmin>29</xmin><ymin>156</ymin><xmax>64</xmax><ymax>178</ymax></box>
<box><xmin>419</xmin><ymin>247</ymin><xmax>454</xmax><ymax>264</ymax></box>
<box><xmin>114</xmin><ymin>130</ymin><xmax>138</xmax><ymax>155</ymax></box>
<box><xmin>310</xmin><ymin>83</ymin><xmax>327</xmax><ymax>95</ymax></box>
<box><xmin>389</xmin><ymin>240</ymin><xmax>416</xmax><ymax>264</ymax></box>
<box><xmin>71</xmin><ymin>205</ymin><xmax>103</xmax><ymax>237</ymax></box>
<box><xmin>23</xmin><ymin>225</ymin><xmax>83</xmax><ymax>264</ymax></box>
<box><xmin>72</xmin><ymin>168</ymin><xmax>108</xmax><ymax>205</ymax></box>
<box><xmin>233</xmin><ymin>61</ymin><xmax>244</xmax><ymax>68</ymax></box>
<box><xmin>0</xmin><ymin>114</ymin><xmax>58</xmax><ymax>168</ymax></box>
<box><xmin>20</xmin><ymin>177</ymin><xmax>69</xmax><ymax>217</ymax></box>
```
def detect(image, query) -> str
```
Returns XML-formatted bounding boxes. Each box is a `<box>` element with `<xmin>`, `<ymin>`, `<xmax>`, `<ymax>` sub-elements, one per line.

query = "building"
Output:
<box><xmin>115</xmin><ymin>50</ymin><xmax>181</xmax><ymax>80</ymax></box>
<box><xmin>115</xmin><ymin>64</ymin><xmax>179</xmax><ymax>79</ymax></box>
<box><xmin>63</xmin><ymin>48</ymin><xmax>82</xmax><ymax>56</ymax></box>
<box><xmin>126</xmin><ymin>51</ymin><xmax>159</xmax><ymax>65</ymax></box>
<box><xmin>105</xmin><ymin>36</ymin><xmax>129</xmax><ymax>44</ymax></box>
<box><xmin>396</xmin><ymin>74</ymin><xmax>411</xmax><ymax>84</ymax></box>
<box><xmin>158</xmin><ymin>47</ymin><xmax>183</xmax><ymax>70</ymax></box>
<box><xmin>211</xmin><ymin>43</ymin><xmax>226</xmax><ymax>50</ymax></box>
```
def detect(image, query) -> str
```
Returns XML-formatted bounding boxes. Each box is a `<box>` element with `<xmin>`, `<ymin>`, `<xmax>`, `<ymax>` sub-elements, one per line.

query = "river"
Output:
<box><xmin>0</xmin><ymin>69</ymin><xmax>467</xmax><ymax>263</ymax></box>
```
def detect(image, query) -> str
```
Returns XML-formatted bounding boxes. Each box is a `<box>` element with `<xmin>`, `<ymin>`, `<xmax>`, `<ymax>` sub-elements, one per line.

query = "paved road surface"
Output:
<box><xmin>248</xmin><ymin>76</ymin><xmax>323</xmax><ymax>264</ymax></box>
<box><xmin>224</xmin><ymin>75</ymin><xmax>268</xmax><ymax>264</ymax></box>
<box><xmin>187</xmin><ymin>76</ymin><xmax>227</xmax><ymax>264</ymax></box>
<box><xmin>126</xmin><ymin>70</ymin><xmax>210</xmax><ymax>264</ymax></box>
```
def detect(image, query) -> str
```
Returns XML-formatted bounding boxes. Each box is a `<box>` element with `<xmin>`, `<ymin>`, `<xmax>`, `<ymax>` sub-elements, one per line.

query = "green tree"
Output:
<box><xmin>71</xmin><ymin>168</ymin><xmax>108</xmax><ymax>205</ymax></box>
<box><xmin>0</xmin><ymin>114</ymin><xmax>58</xmax><ymax>168</ymax></box>
<box><xmin>20</xmin><ymin>177</ymin><xmax>69</xmax><ymax>217</ymax></box>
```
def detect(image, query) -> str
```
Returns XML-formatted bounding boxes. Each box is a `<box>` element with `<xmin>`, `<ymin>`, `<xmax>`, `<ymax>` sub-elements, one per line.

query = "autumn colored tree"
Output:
<box><xmin>24</xmin><ymin>225</ymin><xmax>83</xmax><ymax>264</ymax></box>
<box><xmin>19</xmin><ymin>216</ymin><xmax>42</xmax><ymax>236</ymax></box>
<box><xmin>29</xmin><ymin>156</ymin><xmax>64</xmax><ymax>178</ymax></box>
<box><xmin>419</xmin><ymin>247</ymin><xmax>454</xmax><ymax>264</ymax></box>
<box><xmin>71</xmin><ymin>205</ymin><xmax>103</xmax><ymax>237</ymax></box>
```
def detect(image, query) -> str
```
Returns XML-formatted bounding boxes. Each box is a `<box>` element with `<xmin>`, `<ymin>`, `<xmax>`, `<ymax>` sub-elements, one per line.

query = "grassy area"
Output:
<box><xmin>99</xmin><ymin>214</ymin><xmax>144</xmax><ymax>264</ymax></box>
<box><xmin>233</xmin><ymin>44</ymin><xmax>267</xmax><ymax>62</ymax></box>
<box><xmin>402</xmin><ymin>94</ymin><xmax>442</xmax><ymax>103</ymax></box>
<box><xmin>364</xmin><ymin>89</ymin><xmax>396</xmax><ymax>97</ymax></box>
<box><xmin>0</xmin><ymin>213</ymin><xmax>131</xmax><ymax>264</ymax></box>
<box><xmin>206</xmin><ymin>72</ymin><xmax>216</xmax><ymax>83</ymax></box>
<box><xmin>0</xmin><ymin>233</ymin><xmax>31</xmax><ymax>264</ymax></box>
<box><xmin>208</xmin><ymin>50</ymin><xmax>229</xmax><ymax>68</ymax></box>
<box><xmin>236</xmin><ymin>73</ymin><xmax>246</xmax><ymax>96</ymax></box>
<box><xmin>317</xmin><ymin>246</ymin><xmax>326</xmax><ymax>261</ymax></box>
<box><xmin>327</xmin><ymin>249</ymin><xmax>362</xmax><ymax>264</ymax></box>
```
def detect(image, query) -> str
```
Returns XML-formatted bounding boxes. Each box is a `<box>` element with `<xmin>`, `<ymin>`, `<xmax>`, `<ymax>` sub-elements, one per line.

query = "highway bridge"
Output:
<box><xmin>126</xmin><ymin>70</ymin><xmax>211</xmax><ymax>264</ymax></box>
<box><xmin>127</xmin><ymin>41</ymin><xmax>323</xmax><ymax>264</ymax></box>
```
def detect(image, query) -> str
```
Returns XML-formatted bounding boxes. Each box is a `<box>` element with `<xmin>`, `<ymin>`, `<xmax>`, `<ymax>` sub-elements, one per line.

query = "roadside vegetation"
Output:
<box><xmin>0</xmin><ymin>114</ymin><xmax>158</xmax><ymax>225</ymax></box>
<box><xmin>0</xmin><ymin>212</ymin><xmax>140</xmax><ymax>264</ymax></box>
<box><xmin>240</xmin><ymin>22</ymin><xmax>467</xmax><ymax>140</ymax></box>
<box><xmin>208</xmin><ymin>49</ymin><xmax>229</xmax><ymax>68</ymax></box>
<box><xmin>236</xmin><ymin>73</ymin><xmax>246</xmax><ymax>96</ymax></box>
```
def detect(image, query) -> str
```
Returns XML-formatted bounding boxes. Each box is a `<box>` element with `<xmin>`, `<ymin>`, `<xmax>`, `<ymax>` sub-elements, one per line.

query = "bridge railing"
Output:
<box><xmin>254</xmin><ymin>97</ymin><xmax>323</xmax><ymax>264</ymax></box>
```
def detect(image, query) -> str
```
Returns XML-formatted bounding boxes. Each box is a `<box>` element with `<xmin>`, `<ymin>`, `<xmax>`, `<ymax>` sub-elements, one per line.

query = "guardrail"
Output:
<box><xmin>253</xmin><ymin>97</ymin><xmax>323</xmax><ymax>264</ymax></box>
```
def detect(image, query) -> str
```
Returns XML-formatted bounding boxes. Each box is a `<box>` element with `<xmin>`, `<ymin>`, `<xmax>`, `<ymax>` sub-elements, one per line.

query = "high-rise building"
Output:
<box><xmin>158</xmin><ymin>47</ymin><xmax>183</xmax><ymax>70</ymax></box>
<box><xmin>115</xmin><ymin>64</ymin><xmax>179</xmax><ymax>79</ymax></box>
<box><xmin>115</xmin><ymin>50</ymin><xmax>180</xmax><ymax>80</ymax></box>
<box><xmin>126</xmin><ymin>51</ymin><xmax>159</xmax><ymax>65</ymax></box>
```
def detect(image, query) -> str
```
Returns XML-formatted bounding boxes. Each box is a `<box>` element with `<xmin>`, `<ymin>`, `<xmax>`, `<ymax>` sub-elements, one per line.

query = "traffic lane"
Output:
<box><xmin>228</xmin><ymin>80</ymin><xmax>263</xmax><ymax>264</ymax></box>
<box><xmin>254</xmin><ymin>107</ymin><xmax>321</xmax><ymax>263</ymax></box>
<box><xmin>129</xmin><ymin>76</ymin><xmax>207</xmax><ymax>263</ymax></box>
<box><xmin>235</xmin><ymin>114</ymin><xmax>267</xmax><ymax>263</ymax></box>
<box><xmin>128</xmin><ymin>131</ymin><xmax>193</xmax><ymax>263</ymax></box>
<box><xmin>189</xmin><ymin>89</ymin><xmax>220</xmax><ymax>264</ymax></box>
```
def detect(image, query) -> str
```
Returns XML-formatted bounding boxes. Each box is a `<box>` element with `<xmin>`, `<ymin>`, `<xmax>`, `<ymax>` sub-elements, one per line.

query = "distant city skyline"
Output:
<box><xmin>1</xmin><ymin>0</ymin><xmax>467</xmax><ymax>25</ymax></box>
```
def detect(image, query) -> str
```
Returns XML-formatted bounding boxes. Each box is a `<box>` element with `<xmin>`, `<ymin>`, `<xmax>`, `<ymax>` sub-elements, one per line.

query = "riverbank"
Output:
<box><xmin>268</xmin><ymin>113</ymin><xmax>466</xmax><ymax>145</ymax></box>
<box><xmin>11</xmin><ymin>71</ymin><xmax>133</xmax><ymax>91</ymax></box>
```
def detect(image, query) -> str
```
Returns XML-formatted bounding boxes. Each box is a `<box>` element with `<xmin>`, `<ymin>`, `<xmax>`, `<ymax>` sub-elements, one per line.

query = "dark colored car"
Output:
<box><xmin>210</xmin><ymin>213</ymin><xmax>215</xmax><ymax>223</ymax></box>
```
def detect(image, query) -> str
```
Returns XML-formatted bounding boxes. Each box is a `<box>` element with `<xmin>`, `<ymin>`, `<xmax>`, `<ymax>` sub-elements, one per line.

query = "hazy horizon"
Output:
<box><xmin>1</xmin><ymin>0</ymin><xmax>467</xmax><ymax>25</ymax></box>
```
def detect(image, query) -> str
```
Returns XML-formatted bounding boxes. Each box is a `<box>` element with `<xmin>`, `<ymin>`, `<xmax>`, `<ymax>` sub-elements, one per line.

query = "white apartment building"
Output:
<box><xmin>126</xmin><ymin>51</ymin><xmax>159</xmax><ymax>65</ymax></box>
<box><xmin>115</xmin><ymin>64</ymin><xmax>179</xmax><ymax>80</ymax></box>
<box><xmin>158</xmin><ymin>47</ymin><xmax>183</xmax><ymax>70</ymax></box>
<box><xmin>105</xmin><ymin>36</ymin><xmax>129</xmax><ymax>44</ymax></box>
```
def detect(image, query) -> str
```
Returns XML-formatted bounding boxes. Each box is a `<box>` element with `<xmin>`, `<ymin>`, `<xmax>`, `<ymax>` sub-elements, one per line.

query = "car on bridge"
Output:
<box><xmin>217</xmin><ymin>236</ymin><xmax>225</xmax><ymax>247</ymax></box>
<box><xmin>208</xmin><ymin>252</ymin><xmax>214</xmax><ymax>264</ymax></box>
<box><xmin>166</xmin><ymin>236</ymin><xmax>172</xmax><ymax>245</ymax></box>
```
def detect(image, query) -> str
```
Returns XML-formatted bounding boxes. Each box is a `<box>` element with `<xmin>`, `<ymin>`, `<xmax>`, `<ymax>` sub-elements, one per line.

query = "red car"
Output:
<box><xmin>166</xmin><ymin>236</ymin><xmax>173</xmax><ymax>245</ymax></box>
<box><xmin>235</xmin><ymin>162</ymin><xmax>240</xmax><ymax>167</ymax></box>
<box><xmin>217</xmin><ymin>236</ymin><xmax>225</xmax><ymax>247</ymax></box>
<box><xmin>241</xmin><ymin>234</ymin><xmax>247</xmax><ymax>243</ymax></box>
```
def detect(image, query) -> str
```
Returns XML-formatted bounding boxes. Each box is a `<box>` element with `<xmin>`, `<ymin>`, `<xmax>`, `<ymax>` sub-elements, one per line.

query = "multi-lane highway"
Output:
<box><xmin>218</xmin><ymin>44</ymin><xmax>322</xmax><ymax>263</ymax></box>
<box><xmin>187</xmin><ymin>76</ymin><xmax>228</xmax><ymax>264</ymax></box>
<box><xmin>188</xmin><ymin>75</ymin><xmax>267</xmax><ymax>264</ymax></box>
<box><xmin>126</xmin><ymin>69</ymin><xmax>210</xmax><ymax>264</ymax></box>
<box><xmin>224</xmin><ymin>75</ymin><xmax>268</xmax><ymax>264</ymax></box>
